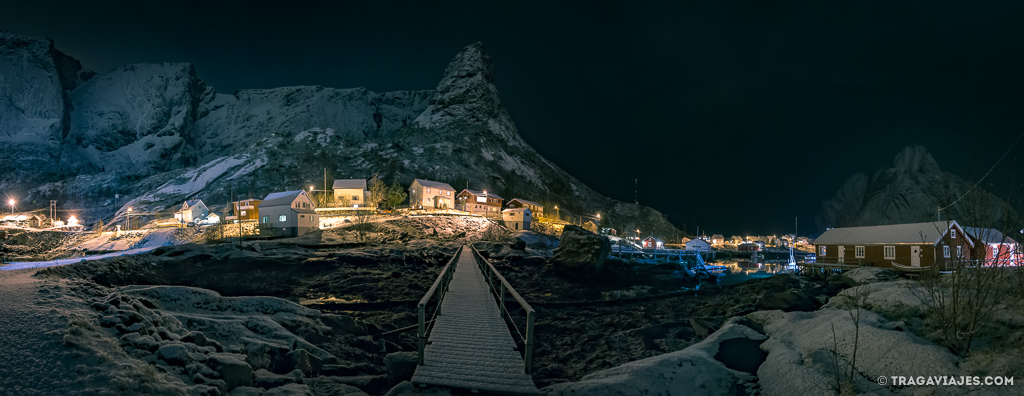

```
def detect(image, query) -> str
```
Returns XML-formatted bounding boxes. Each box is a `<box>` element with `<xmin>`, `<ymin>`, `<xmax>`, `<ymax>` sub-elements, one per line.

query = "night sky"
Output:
<box><xmin>4</xmin><ymin>1</ymin><xmax>1024</xmax><ymax>237</ymax></box>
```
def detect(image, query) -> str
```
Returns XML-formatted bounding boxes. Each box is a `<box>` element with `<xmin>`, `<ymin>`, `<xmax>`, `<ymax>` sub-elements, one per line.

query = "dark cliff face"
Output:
<box><xmin>815</xmin><ymin>145</ymin><xmax>1013</xmax><ymax>230</ymax></box>
<box><xmin>0</xmin><ymin>32</ymin><xmax>681</xmax><ymax>237</ymax></box>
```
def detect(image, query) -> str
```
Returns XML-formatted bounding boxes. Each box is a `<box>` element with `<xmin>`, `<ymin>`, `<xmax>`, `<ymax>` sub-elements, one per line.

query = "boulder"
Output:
<box><xmin>207</xmin><ymin>353</ymin><xmax>255</xmax><ymax>390</ymax></box>
<box><xmin>754</xmin><ymin>291</ymin><xmax>819</xmax><ymax>312</ymax></box>
<box><xmin>841</xmin><ymin>267</ymin><xmax>899</xmax><ymax>287</ymax></box>
<box><xmin>254</xmin><ymin>368</ymin><xmax>303</xmax><ymax>389</ymax></box>
<box><xmin>551</xmin><ymin>225</ymin><xmax>610</xmax><ymax>271</ymax></box>
<box><xmin>227</xmin><ymin>386</ymin><xmax>264</xmax><ymax>396</ymax></box>
<box><xmin>183</xmin><ymin>331</ymin><xmax>209</xmax><ymax>347</ymax></box>
<box><xmin>322</xmin><ymin>314</ymin><xmax>368</xmax><ymax>336</ymax></box>
<box><xmin>383</xmin><ymin>352</ymin><xmax>418</xmax><ymax>384</ymax></box>
<box><xmin>157</xmin><ymin>343</ymin><xmax>192</xmax><ymax>366</ymax></box>
<box><xmin>263</xmin><ymin>383</ymin><xmax>312</xmax><ymax>396</ymax></box>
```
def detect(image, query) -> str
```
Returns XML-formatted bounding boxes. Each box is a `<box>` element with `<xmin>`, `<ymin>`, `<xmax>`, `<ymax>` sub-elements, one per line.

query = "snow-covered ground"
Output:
<box><xmin>2</xmin><ymin>229</ymin><xmax>184</xmax><ymax>271</ymax></box>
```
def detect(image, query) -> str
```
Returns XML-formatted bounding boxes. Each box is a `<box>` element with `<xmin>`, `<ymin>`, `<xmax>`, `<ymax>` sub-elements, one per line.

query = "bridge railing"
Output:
<box><xmin>468</xmin><ymin>244</ymin><xmax>537</xmax><ymax>374</ymax></box>
<box><xmin>416</xmin><ymin>245</ymin><xmax>465</xmax><ymax>365</ymax></box>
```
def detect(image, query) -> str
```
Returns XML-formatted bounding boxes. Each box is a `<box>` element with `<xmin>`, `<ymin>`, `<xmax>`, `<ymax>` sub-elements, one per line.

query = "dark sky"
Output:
<box><xmin>4</xmin><ymin>1</ymin><xmax>1024</xmax><ymax>236</ymax></box>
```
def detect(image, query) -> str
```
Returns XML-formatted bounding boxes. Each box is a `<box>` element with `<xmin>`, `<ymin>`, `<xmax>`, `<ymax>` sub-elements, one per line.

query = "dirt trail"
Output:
<box><xmin>0</xmin><ymin>269</ymin><xmax>81</xmax><ymax>394</ymax></box>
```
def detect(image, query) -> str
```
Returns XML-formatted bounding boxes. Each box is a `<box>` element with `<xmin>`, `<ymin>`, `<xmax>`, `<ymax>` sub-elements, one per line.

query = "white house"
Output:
<box><xmin>502</xmin><ymin>208</ymin><xmax>531</xmax><ymax>231</ymax></box>
<box><xmin>409</xmin><ymin>179</ymin><xmax>456</xmax><ymax>210</ymax></box>
<box><xmin>686</xmin><ymin>238</ymin><xmax>713</xmax><ymax>252</ymax></box>
<box><xmin>174</xmin><ymin>199</ymin><xmax>209</xmax><ymax>224</ymax></box>
<box><xmin>332</xmin><ymin>179</ymin><xmax>370</xmax><ymax>207</ymax></box>
<box><xmin>258</xmin><ymin>190</ymin><xmax>319</xmax><ymax>237</ymax></box>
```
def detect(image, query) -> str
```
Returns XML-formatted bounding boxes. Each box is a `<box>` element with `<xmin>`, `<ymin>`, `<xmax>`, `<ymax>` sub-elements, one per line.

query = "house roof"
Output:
<box><xmin>711</xmin><ymin>234</ymin><xmax>725</xmax><ymax>239</ymax></box>
<box><xmin>813</xmin><ymin>221</ymin><xmax>966</xmax><ymax>246</ymax></box>
<box><xmin>644</xmin><ymin>236</ymin><xmax>664</xmax><ymax>243</ymax></box>
<box><xmin>965</xmin><ymin>227</ymin><xmax>1019</xmax><ymax>245</ymax></box>
<box><xmin>502</xmin><ymin>208</ymin><xmax>530</xmax><ymax>213</ymax></box>
<box><xmin>414</xmin><ymin>179</ymin><xmax>455</xmax><ymax>191</ymax></box>
<box><xmin>459</xmin><ymin>189</ymin><xmax>503</xmax><ymax>200</ymax></box>
<box><xmin>510</xmin><ymin>198</ymin><xmax>543</xmax><ymax>207</ymax></box>
<box><xmin>184</xmin><ymin>199</ymin><xmax>204</xmax><ymax>209</ymax></box>
<box><xmin>687</xmin><ymin>239</ymin><xmax>710</xmax><ymax>245</ymax></box>
<box><xmin>261</xmin><ymin>190</ymin><xmax>306</xmax><ymax>207</ymax></box>
<box><xmin>332</xmin><ymin>179</ymin><xmax>367</xmax><ymax>190</ymax></box>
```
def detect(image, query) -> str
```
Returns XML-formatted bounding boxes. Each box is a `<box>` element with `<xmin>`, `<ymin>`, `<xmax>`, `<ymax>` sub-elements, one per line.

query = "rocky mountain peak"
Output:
<box><xmin>415</xmin><ymin>42</ymin><xmax>508</xmax><ymax>131</ymax></box>
<box><xmin>892</xmin><ymin>144</ymin><xmax>940</xmax><ymax>173</ymax></box>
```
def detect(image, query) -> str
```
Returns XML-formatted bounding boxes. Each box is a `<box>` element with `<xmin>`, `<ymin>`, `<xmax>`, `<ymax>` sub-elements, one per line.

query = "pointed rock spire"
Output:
<box><xmin>414</xmin><ymin>42</ymin><xmax>514</xmax><ymax>138</ymax></box>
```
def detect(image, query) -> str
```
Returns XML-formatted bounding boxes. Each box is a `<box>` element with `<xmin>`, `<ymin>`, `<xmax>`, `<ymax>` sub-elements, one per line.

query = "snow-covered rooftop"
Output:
<box><xmin>332</xmin><ymin>179</ymin><xmax>367</xmax><ymax>190</ymax></box>
<box><xmin>965</xmin><ymin>227</ymin><xmax>1018</xmax><ymax>244</ymax></box>
<box><xmin>814</xmin><ymin>221</ymin><xmax>962</xmax><ymax>245</ymax></box>
<box><xmin>414</xmin><ymin>179</ymin><xmax>455</xmax><ymax>191</ymax></box>
<box><xmin>459</xmin><ymin>189</ymin><xmax>503</xmax><ymax>200</ymax></box>
<box><xmin>509</xmin><ymin>198</ymin><xmax>542</xmax><ymax>207</ymax></box>
<box><xmin>261</xmin><ymin>190</ymin><xmax>305</xmax><ymax>207</ymax></box>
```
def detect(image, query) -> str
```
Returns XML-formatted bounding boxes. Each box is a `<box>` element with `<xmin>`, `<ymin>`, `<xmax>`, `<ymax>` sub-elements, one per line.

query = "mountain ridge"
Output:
<box><xmin>0</xmin><ymin>32</ymin><xmax>680</xmax><ymax>238</ymax></box>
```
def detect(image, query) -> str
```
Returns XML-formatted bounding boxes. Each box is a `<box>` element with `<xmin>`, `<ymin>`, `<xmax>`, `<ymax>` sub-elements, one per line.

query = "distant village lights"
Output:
<box><xmin>127</xmin><ymin>207</ymin><xmax>132</xmax><ymax>231</ymax></box>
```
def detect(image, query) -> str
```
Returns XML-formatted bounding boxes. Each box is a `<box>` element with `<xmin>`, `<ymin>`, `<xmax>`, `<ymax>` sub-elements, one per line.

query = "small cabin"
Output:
<box><xmin>456</xmin><ymin>189</ymin><xmax>503</xmax><ymax>215</ymax></box>
<box><xmin>502</xmin><ymin>208</ymin><xmax>531</xmax><ymax>231</ymax></box>
<box><xmin>332</xmin><ymin>179</ymin><xmax>370</xmax><ymax>207</ymax></box>
<box><xmin>227</xmin><ymin>199</ymin><xmax>262</xmax><ymax>222</ymax></box>
<box><xmin>506</xmin><ymin>198</ymin><xmax>544</xmax><ymax>218</ymax></box>
<box><xmin>258</xmin><ymin>190</ymin><xmax>319</xmax><ymax>237</ymax></box>
<box><xmin>642</xmin><ymin>236</ymin><xmax>664</xmax><ymax>249</ymax></box>
<box><xmin>686</xmin><ymin>238</ymin><xmax>713</xmax><ymax>252</ymax></box>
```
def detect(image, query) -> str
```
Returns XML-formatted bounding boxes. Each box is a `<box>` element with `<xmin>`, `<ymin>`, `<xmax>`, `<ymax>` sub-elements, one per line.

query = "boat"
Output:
<box><xmin>890</xmin><ymin>261</ymin><xmax>934</xmax><ymax>273</ymax></box>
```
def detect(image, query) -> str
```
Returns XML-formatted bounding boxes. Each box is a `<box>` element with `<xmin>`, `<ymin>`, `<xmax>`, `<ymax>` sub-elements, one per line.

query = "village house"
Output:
<box><xmin>583</xmin><ymin>220</ymin><xmax>600</xmax><ymax>234</ymax></box>
<box><xmin>502</xmin><ymin>208</ymin><xmax>531</xmax><ymax>231</ymax></box>
<box><xmin>729</xmin><ymin>236</ymin><xmax>744</xmax><ymax>245</ymax></box>
<box><xmin>642</xmin><ymin>236</ymin><xmax>665</xmax><ymax>249</ymax></box>
<box><xmin>738</xmin><ymin>243</ymin><xmax>761</xmax><ymax>252</ymax></box>
<box><xmin>710</xmin><ymin>234</ymin><xmax>725</xmax><ymax>245</ymax></box>
<box><xmin>408</xmin><ymin>179</ymin><xmax>456</xmax><ymax>210</ymax></box>
<box><xmin>681</xmin><ymin>237</ymin><xmax>692</xmax><ymax>244</ymax></box>
<box><xmin>174</xmin><ymin>199</ymin><xmax>208</xmax><ymax>224</ymax></box>
<box><xmin>506</xmin><ymin>198</ymin><xmax>544</xmax><ymax>218</ymax></box>
<box><xmin>332</xmin><ymin>179</ymin><xmax>370</xmax><ymax>207</ymax></box>
<box><xmin>226</xmin><ymin>198</ymin><xmax>262</xmax><ymax>222</ymax></box>
<box><xmin>257</xmin><ymin>190</ymin><xmax>319</xmax><ymax>237</ymax></box>
<box><xmin>813</xmin><ymin>221</ymin><xmax>973</xmax><ymax>270</ymax></box>
<box><xmin>686</xmin><ymin>238</ymin><xmax>713</xmax><ymax>252</ymax></box>
<box><xmin>456</xmin><ymin>189</ymin><xmax>503</xmax><ymax>215</ymax></box>
<box><xmin>966</xmin><ymin>227</ymin><xmax>1022</xmax><ymax>266</ymax></box>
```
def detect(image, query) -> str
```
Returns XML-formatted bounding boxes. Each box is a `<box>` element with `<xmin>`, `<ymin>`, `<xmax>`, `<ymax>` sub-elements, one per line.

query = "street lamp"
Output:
<box><xmin>555</xmin><ymin>205</ymin><xmax>559</xmax><ymax>222</ymax></box>
<box><xmin>8</xmin><ymin>199</ymin><xmax>13</xmax><ymax>215</ymax></box>
<box><xmin>127</xmin><ymin>207</ymin><xmax>132</xmax><ymax>231</ymax></box>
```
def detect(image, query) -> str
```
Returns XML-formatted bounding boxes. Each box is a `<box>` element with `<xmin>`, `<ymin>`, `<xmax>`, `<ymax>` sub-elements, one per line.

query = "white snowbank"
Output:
<box><xmin>542</xmin><ymin>321</ymin><xmax>764</xmax><ymax>395</ymax></box>
<box><xmin>1</xmin><ymin>247</ymin><xmax>158</xmax><ymax>271</ymax></box>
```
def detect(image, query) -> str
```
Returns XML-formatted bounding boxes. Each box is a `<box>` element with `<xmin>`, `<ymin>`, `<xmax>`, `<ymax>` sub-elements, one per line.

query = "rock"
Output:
<box><xmin>754</xmin><ymin>291</ymin><xmax>819</xmax><ymax>312</ymax></box>
<box><xmin>227</xmin><ymin>386</ymin><xmax>264</xmax><ymax>396</ymax></box>
<box><xmin>244</xmin><ymin>341</ymin><xmax>275</xmax><ymax>371</ymax></box>
<box><xmin>322</xmin><ymin>314</ymin><xmax>368</xmax><ymax>336</ymax></box>
<box><xmin>99</xmin><ymin>315</ymin><xmax>122</xmax><ymax>327</ymax></box>
<box><xmin>263</xmin><ymin>383</ymin><xmax>312</xmax><ymax>396</ymax></box>
<box><xmin>252</xmin><ymin>243</ymin><xmax>261</xmax><ymax>253</ymax></box>
<box><xmin>689</xmin><ymin>318</ymin><xmax>718</xmax><ymax>339</ymax></box>
<box><xmin>322</xmin><ymin>375</ymin><xmax>390</xmax><ymax>395</ymax></box>
<box><xmin>551</xmin><ymin>225</ymin><xmax>611</xmax><ymax>271</ymax></box>
<box><xmin>183</xmin><ymin>331</ymin><xmax>208</xmax><ymax>347</ymax></box>
<box><xmin>510</xmin><ymin>237</ymin><xmax>527</xmax><ymax>250</ymax></box>
<box><xmin>133</xmin><ymin>335</ymin><xmax>161</xmax><ymax>352</ymax></box>
<box><xmin>207</xmin><ymin>353</ymin><xmax>255</xmax><ymax>390</ymax></box>
<box><xmin>284</xmin><ymin>349</ymin><xmax>322</xmax><ymax>377</ymax></box>
<box><xmin>254</xmin><ymin>369</ymin><xmax>302</xmax><ymax>389</ymax></box>
<box><xmin>157</xmin><ymin>343</ymin><xmax>192</xmax><ymax>366</ymax></box>
<box><xmin>128</xmin><ymin>323</ymin><xmax>145</xmax><ymax>333</ymax></box>
<box><xmin>841</xmin><ymin>267</ymin><xmax>899</xmax><ymax>287</ymax></box>
<box><xmin>383</xmin><ymin>352</ymin><xmax>418</xmax><ymax>384</ymax></box>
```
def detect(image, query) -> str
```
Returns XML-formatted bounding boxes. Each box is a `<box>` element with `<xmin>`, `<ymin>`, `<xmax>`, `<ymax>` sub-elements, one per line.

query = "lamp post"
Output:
<box><xmin>127</xmin><ymin>207</ymin><xmax>132</xmax><ymax>231</ymax></box>
<box><xmin>555</xmin><ymin>206</ymin><xmax>559</xmax><ymax>222</ymax></box>
<box><xmin>8</xmin><ymin>199</ymin><xmax>13</xmax><ymax>215</ymax></box>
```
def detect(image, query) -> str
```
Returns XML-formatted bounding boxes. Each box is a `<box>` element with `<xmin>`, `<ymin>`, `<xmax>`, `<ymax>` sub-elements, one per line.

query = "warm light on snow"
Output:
<box><xmin>68</xmin><ymin>216</ymin><xmax>78</xmax><ymax>226</ymax></box>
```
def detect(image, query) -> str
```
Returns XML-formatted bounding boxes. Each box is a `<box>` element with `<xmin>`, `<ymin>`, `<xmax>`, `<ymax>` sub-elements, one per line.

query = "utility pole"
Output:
<box><xmin>324</xmin><ymin>168</ymin><xmax>328</xmax><ymax>207</ymax></box>
<box><xmin>634</xmin><ymin>179</ymin><xmax>638</xmax><ymax>205</ymax></box>
<box><xmin>50</xmin><ymin>200</ymin><xmax>56</xmax><ymax>225</ymax></box>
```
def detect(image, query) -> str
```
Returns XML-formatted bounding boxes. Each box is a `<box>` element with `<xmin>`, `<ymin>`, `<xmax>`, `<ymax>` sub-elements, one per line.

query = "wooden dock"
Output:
<box><xmin>411</xmin><ymin>246</ymin><xmax>538</xmax><ymax>395</ymax></box>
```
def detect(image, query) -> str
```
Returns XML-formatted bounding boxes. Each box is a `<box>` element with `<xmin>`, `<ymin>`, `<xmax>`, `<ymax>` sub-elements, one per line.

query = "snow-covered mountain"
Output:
<box><xmin>815</xmin><ymin>145</ymin><xmax>1012</xmax><ymax>230</ymax></box>
<box><xmin>0</xmin><ymin>32</ymin><xmax>679</xmax><ymax>236</ymax></box>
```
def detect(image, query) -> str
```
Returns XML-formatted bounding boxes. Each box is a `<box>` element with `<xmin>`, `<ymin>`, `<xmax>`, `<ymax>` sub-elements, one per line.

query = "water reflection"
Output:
<box><xmin>714</xmin><ymin>258</ymin><xmax>797</xmax><ymax>286</ymax></box>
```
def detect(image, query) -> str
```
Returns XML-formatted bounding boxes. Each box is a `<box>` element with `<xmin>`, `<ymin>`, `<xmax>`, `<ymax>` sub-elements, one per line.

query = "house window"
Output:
<box><xmin>855</xmin><ymin>246</ymin><xmax>865</xmax><ymax>258</ymax></box>
<box><xmin>943</xmin><ymin>245</ymin><xmax>951</xmax><ymax>258</ymax></box>
<box><xmin>262</xmin><ymin>216</ymin><xmax>269</xmax><ymax>224</ymax></box>
<box><xmin>300</xmin><ymin>215</ymin><xmax>304</xmax><ymax>219</ymax></box>
<box><xmin>279</xmin><ymin>215</ymin><xmax>287</xmax><ymax>222</ymax></box>
<box><xmin>352</xmin><ymin>195</ymin><xmax>359</xmax><ymax>201</ymax></box>
<box><xmin>820</xmin><ymin>246</ymin><xmax>826</xmax><ymax>256</ymax></box>
<box><xmin>426</xmin><ymin>188</ymin><xmax>431</xmax><ymax>193</ymax></box>
<box><xmin>241</xmin><ymin>211</ymin><xmax>246</xmax><ymax>216</ymax></box>
<box><xmin>884</xmin><ymin>246</ymin><xmax>895</xmax><ymax>259</ymax></box>
<box><xmin>951</xmin><ymin>229</ymin><xmax>956</xmax><ymax>238</ymax></box>
<box><xmin>956</xmin><ymin>246</ymin><xmax>962</xmax><ymax>258</ymax></box>
<box><xmin>447</xmin><ymin>191</ymin><xmax>451</xmax><ymax>196</ymax></box>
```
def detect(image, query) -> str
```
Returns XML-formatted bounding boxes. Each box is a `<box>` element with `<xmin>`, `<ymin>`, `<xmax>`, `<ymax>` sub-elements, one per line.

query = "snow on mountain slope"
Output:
<box><xmin>0</xmin><ymin>31</ymin><xmax>91</xmax><ymax>186</ymax></box>
<box><xmin>194</xmin><ymin>85</ymin><xmax>432</xmax><ymax>162</ymax></box>
<box><xmin>68</xmin><ymin>62</ymin><xmax>208</xmax><ymax>174</ymax></box>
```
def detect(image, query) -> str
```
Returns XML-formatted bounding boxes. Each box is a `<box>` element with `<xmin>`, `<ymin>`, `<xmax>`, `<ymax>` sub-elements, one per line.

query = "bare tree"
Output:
<box><xmin>828</xmin><ymin>286</ymin><xmax>867</xmax><ymax>395</ymax></box>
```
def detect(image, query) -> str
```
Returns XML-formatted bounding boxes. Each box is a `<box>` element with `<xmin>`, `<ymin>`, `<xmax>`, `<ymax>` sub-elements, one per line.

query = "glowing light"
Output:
<box><xmin>68</xmin><ymin>216</ymin><xmax>78</xmax><ymax>226</ymax></box>
<box><xmin>127</xmin><ymin>207</ymin><xmax>132</xmax><ymax>212</ymax></box>
<box><xmin>310</xmin><ymin>185</ymin><xmax>315</xmax><ymax>191</ymax></box>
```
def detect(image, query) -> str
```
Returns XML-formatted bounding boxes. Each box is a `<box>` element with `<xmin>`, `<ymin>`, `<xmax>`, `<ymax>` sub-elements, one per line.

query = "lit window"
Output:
<box><xmin>241</xmin><ymin>211</ymin><xmax>246</xmax><ymax>216</ymax></box>
<box><xmin>262</xmin><ymin>216</ymin><xmax>269</xmax><ymax>224</ymax></box>
<box><xmin>884</xmin><ymin>246</ymin><xmax>895</xmax><ymax>259</ymax></box>
<box><xmin>956</xmin><ymin>246</ymin><xmax>962</xmax><ymax>257</ymax></box>
<box><xmin>855</xmin><ymin>246</ymin><xmax>865</xmax><ymax>258</ymax></box>
<box><xmin>820</xmin><ymin>246</ymin><xmax>826</xmax><ymax>255</ymax></box>
<box><xmin>447</xmin><ymin>191</ymin><xmax>451</xmax><ymax>196</ymax></box>
<box><xmin>427</xmin><ymin>188</ymin><xmax>431</xmax><ymax>193</ymax></box>
<box><xmin>279</xmin><ymin>215</ymin><xmax>287</xmax><ymax>222</ymax></box>
<box><xmin>943</xmin><ymin>245</ymin><xmax>951</xmax><ymax>258</ymax></box>
<box><xmin>951</xmin><ymin>229</ymin><xmax>956</xmax><ymax>238</ymax></box>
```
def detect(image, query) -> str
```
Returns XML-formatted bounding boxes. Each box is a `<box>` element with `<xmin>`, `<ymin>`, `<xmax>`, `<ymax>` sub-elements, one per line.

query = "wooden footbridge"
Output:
<box><xmin>411</xmin><ymin>245</ymin><xmax>539</xmax><ymax>395</ymax></box>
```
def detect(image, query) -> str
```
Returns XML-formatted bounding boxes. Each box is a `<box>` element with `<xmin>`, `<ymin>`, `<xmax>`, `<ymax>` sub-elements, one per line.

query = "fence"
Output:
<box><xmin>469</xmin><ymin>244</ymin><xmax>537</xmax><ymax>373</ymax></box>
<box><xmin>416</xmin><ymin>245</ymin><xmax>464</xmax><ymax>365</ymax></box>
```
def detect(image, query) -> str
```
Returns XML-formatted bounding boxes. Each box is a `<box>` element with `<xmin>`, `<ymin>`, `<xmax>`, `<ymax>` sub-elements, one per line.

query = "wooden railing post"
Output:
<box><xmin>417</xmin><ymin>304</ymin><xmax>425</xmax><ymax>365</ymax></box>
<box><xmin>499</xmin><ymin>283</ymin><xmax>505</xmax><ymax>319</ymax></box>
<box><xmin>524</xmin><ymin>310</ymin><xmax>535</xmax><ymax>374</ymax></box>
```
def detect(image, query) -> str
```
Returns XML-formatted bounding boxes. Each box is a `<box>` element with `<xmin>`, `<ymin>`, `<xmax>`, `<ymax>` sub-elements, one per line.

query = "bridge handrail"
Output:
<box><xmin>468</xmin><ymin>244</ymin><xmax>537</xmax><ymax>374</ymax></box>
<box><xmin>416</xmin><ymin>245</ymin><xmax>464</xmax><ymax>365</ymax></box>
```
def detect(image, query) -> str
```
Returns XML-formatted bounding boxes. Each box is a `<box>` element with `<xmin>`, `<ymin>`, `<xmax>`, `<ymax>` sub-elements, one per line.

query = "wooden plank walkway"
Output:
<box><xmin>411</xmin><ymin>248</ymin><xmax>538</xmax><ymax>395</ymax></box>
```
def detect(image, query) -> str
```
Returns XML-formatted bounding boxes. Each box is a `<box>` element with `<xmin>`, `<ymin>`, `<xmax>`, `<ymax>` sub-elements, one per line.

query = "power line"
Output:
<box><xmin>939</xmin><ymin>129</ymin><xmax>1024</xmax><ymax>212</ymax></box>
